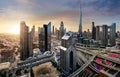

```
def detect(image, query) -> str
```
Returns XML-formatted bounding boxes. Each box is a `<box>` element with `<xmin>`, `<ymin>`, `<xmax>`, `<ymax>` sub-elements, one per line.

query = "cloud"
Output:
<box><xmin>0</xmin><ymin>0</ymin><xmax>119</xmax><ymax>32</ymax></box>
<box><xmin>93</xmin><ymin>0</ymin><xmax>120</xmax><ymax>16</ymax></box>
<box><xmin>65</xmin><ymin>0</ymin><xmax>120</xmax><ymax>16</ymax></box>
<box><xmin>13</xmin><ymin>0</ymin><xmax>34</xmax><ymax>7</ymax></box>
<box><xmin>0</xmin><ymin>8</ymin><xmax>32</xmax><ymax>19</ymax></box>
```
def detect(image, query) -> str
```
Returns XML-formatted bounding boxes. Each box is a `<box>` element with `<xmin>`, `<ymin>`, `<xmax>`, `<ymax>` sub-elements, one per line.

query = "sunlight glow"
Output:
<box><xmin>11</xmin><ymin>25</ymin><xmax>20</xmax><ymax>34</ymax></box>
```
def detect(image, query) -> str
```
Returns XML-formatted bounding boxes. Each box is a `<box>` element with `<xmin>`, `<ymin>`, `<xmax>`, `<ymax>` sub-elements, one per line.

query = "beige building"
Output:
<box><xmin>20</xmin><ymin>21</ymin><xmax>35</xmax><ymax>60</ymax></box>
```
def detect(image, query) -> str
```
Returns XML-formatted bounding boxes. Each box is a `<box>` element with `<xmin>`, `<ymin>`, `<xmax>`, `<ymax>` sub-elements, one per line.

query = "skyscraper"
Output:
<box><xmin>116</xmin><ymin>31</ymin><xmax>120</xmax><ymax>38</ymax></box>
<box><xmin>82</xmin><ymin>31</ymin><xmax>87</xmax><ymax>39</ymax></box>
<box><xmin>56</xmin><ymin>29</ymin><xmax>61</xmax><ymax>40</ymax></box>
<box><xmin>20</xmin><ymin>21</ymin><xmax>29</xmax><ymax>60</ymax></box>
<box><xmin>92</xmin><ymin>22</ymin><xmax>96</xmax><ymax>40</ymax></box>
<box><xmin>28</xmin><ymin>26</ymin><xmax>35</xmax><ymax>57</ymax></box>
<box><xmin>44</xmin><ymin>22</ymin><xmax>51</xmax><ymax>51</ymax></box>
<box><xmin>96</xmin><ymin>26</ymin><xmax>100</xmax><ymax>41</ymax></box>
<box><xmin>109</xmin><ymin>23</ymin><xmax>116</xmax><ymax>46</ymax></box>
<box><xmin>60</xmin><ymin>45</ymin><xmax>76</xmax><ymax>74</ymax></box>
<box><xmin>59</xmin><ymin>21</ymin><xmax>65</xmax><ymax>39</ymax></box>
<box><xmin>77</xmin><ymin>0</ymin><xmax>83</xmax><ymax>43</ymax></box>
<box><xmin>87</xmin><ymin>29</ymin><xmax>91</xmax><ymax>39</ymax></box>
<box><xmin>102</xmin><ymin>25</ymin><xmax>108</xmax><ymax>46</ymax></box>
<box><xmin>38</xmin><ymin>22</ymin><xmax>51</xmax><ymax>52</ymax></box>
<box><xmin>38</xmin><ymin>27</ymin><xmax>45</xmax><ymax>52</ymax></box>
<box><xmin>20</xmin><ymin>21</ymin><xmax>35</xmax><ymax>60</ymax></box>
<box><xmin>61</xmin><ymin>31</ymin><xmax>74</xmax><ymax>48</ymax></box>
<box><xmin>78</xmin><ymin>0</ymin><xmax>82</xmax><ymax>34</ymax></box>
<box><xmin>52</xmin><ymin>25</ymin><xmax>54</xmax><ymax>34</ymax></box>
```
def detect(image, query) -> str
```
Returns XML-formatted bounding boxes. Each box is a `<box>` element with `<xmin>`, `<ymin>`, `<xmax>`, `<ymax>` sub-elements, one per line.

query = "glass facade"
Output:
<box><xmin>38</xmin><ymin>22</ymin><xmax>51</xmax><ymax>52</ymax></box>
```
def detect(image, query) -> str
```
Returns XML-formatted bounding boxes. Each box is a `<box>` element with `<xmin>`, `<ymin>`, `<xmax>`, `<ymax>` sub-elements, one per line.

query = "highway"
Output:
<box><xmin>97</xmin><ymin>54</ymin><xmax>120</xmax><ymax>64</ymax></box>
<box><xmin>76</xmin><ymin>45</ymin><xmax>120</xmax><ymax>65</ymax></box>
<box><xmin>77</xmin><ymin>52</ymin><xmax>99</xmax><ymax>73</ymax></box>
<box><xmin>77</xmin><ymin>47</ymin><xmax>100</xmax><ymax>73</ymax></box>
<box><xmin>68</xmin><ymin>60</ymin><xmax>91</xmax><ymax>77</ymax></box>
<box><xmin>75</xmin><ymin>44</ymin><xmax>120</xmax><ymax>77</ymax></box>
<box><xmin>17</xmin><ymin>52</ymin><xmax>54</xmax><ymax>66</ymax></box>
<box><xmin>76</xmin><ymin>45</ymin><xmax>97</xmax><ymax>55</ymax></box>
<box><xmin>94</xmin><ymin>61</ymin><xmax>120</xmax><ymax>72</ymax></box>
<box><xmin>68</xmin><ymin>55</ymin><xmax>96</xmax><ymax>77</ymax></box>
<box><xmin>13</xmin><ymin>52</ymin><xmax>54</xmax><ymax>69</ymax></box>
<box><xmin>3</xmin><ymin>52</ymin><xmax>55</xmax><ymax>77</ymax></box>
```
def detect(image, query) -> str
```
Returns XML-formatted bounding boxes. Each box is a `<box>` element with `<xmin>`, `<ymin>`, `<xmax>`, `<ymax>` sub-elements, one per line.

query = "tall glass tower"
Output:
<box><xmin>78</xmin><ymin>0</ymin><xmax>82</xmax><ymax>34</ymax></box>
<box><xmin>77</xmin><ymin>0</ymin><xmax>83</xmax><ymax>43</ymax></box>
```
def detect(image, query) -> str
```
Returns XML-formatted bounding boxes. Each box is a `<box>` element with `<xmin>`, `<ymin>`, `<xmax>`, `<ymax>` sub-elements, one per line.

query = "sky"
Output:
<box><xmin>0</xmin><ymin>0</ymin><xmax>120</xmax><ymax>34</ymax></box>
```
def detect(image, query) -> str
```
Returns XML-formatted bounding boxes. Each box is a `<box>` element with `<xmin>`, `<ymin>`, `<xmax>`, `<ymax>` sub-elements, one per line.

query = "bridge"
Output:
<box><xmin>0</xmin><ymin>52</ymin><xmax>56</xmax><ymax>77</ymax></box>
<box><xmin>68</xmin><ymin>43</ymin><xmax>120</xmax><ymax>77</ymax></box>
<box><xmin>68</xmin><ymin>55</ymin><xmax>97</xmax><ymax>77</ymax></box>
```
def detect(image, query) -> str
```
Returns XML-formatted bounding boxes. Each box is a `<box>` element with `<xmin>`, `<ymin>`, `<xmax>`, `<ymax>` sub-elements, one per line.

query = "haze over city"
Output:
<box><xmin>0</xmin><ymin>0</ymin><xmax>120</xmax><ymax>34</ymax></box>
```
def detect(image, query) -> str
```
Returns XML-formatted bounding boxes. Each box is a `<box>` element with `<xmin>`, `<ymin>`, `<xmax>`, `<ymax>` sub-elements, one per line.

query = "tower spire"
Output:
<box><xmin>78</xmin><ymin>0</ymin><xmax>82</xmax><ymax>34</ymax></box>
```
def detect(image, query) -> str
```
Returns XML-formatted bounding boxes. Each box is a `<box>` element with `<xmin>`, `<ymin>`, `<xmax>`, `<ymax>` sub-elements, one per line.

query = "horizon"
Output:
<box><xmin>0</xmin><ymin>22</ymin><xmax>119</xmax><ymax>35</ymax></box>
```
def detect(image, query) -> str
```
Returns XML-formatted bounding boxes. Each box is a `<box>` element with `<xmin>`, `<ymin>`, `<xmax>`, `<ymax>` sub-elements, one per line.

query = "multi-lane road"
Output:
<box><xmin>73</xmin><ymin>44</ymin><xmax>120</xmax><ymax>77</ymax></box>
<box><xmin>1</xmin><ymin>52</ymin><xmax>55</xmax><ymax>77</ymax></box>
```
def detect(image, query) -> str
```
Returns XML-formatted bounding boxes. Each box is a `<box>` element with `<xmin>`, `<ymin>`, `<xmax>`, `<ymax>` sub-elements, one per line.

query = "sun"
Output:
<box><xmin>11</xmin><ymin>25</ymin><xmax>20</xmax><ymax>34</ymax></box>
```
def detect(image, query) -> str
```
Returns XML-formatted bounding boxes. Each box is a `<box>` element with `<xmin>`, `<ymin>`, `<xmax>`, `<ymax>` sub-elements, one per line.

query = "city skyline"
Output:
<box><xmin>0</xmin><ymin>0</ymin><xmax>120</xmax><ymax>34</ymax></box>
<box><xmin>0</xmin><ymin>0</ymin><xmax>120</xmax><ymax>77</ymax></box>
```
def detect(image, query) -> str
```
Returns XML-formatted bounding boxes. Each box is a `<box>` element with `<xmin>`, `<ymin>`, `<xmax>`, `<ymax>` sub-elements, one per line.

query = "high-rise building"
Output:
<box><xmin>56</xmin><ymin>29</ymin><xmax>60</xmax><ymax>40</ymax></box>
<box><xmin>81</xmin><ymin>29</ymin><xmax>91</xmax><ymax>40</ymax></box>
<box><xmin>60</xmin><ymin>45</ymin><xmax>76</xmax><ymax>74</ymax></box>
<box><xmin>20</xmin><ymin>21</ymin><xmax>29</xmax><ymax>60</ymax></box>
<box><xmin>20</xmin><ymin>21</ymin><xmax>35</xmax><ymax>60</ymax></box>
<box><xmin>92</xmin><ymin>22</ymin><xmax>96</xmax><ymax>40</ymax></box>
<box><xmin>102</xmin><ymin>25</ymin><xmax>108</xmax><ymax>46</ymax></box>
<box><xmin>44</xmin><ymin>22</ymin><xmax>51</xmax><ymax>51</ymax></box>
<box><xmin>61</xmin><ymin>31</ymin><xmax>74</xmax><ymax>48</ymax></box>
<box><xmin>116</xmin><ymin>31</ymin><xmax>120</xmax><ymax>38</ymax></box>
<box><xmin>55</xmin><ymin>27</ymin><xmax>57</xmax><ymax>35</ymax></box>
<box><xmin>109</xmin><ymin>23</ymin><xmax>116</xmax><ymax>46</ymax></box>
<box><xmin>52</xmin><ymin>25</ymin><xmax>54</xmax><ymax>34</ymax></box>
<box><xmin>28</xmin><ymin>25</ymin><xmax>35</xmax><ymax>57</ymax></box>
<box><xmin>38</xmin><ymin>22</ymin><xmax>51</xmax><ymax>52</ymax></box>
<box><xmin>91</xmin><ymin>22</ymin><xmax>116</xmax><ymax>47</ymax></box>
<box><xmin>77</xmin><ymin>0</ymin><xmax>83</xmax><ymax>43</ymax></box>
<box><xmin>38</xmin><ymin>27</ymin><xmax>45</xmax><ymax>52</ymax></box>
<box><xmin>87</xmin><ymin>29</ymin><xmax>91</xmax><ymax>39</ymax></box>
<box><xmin>82</xmin><ymin>31</ymin><xmax>87</xmax><ymax>39</ymax></box>
<box><xmin>59</xmin><ymin>21</ymin><xmax>65</xmax><ymax>39</ymax></box>
<box><xmin>78</xmin><ymin>0</ymin><xmax>82</xmax><ymax>34</ymax></box>
<box><xmin>96</xmin><ymin>26</ymin><xmax>100</xmax><ymax>41</ymax></box>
